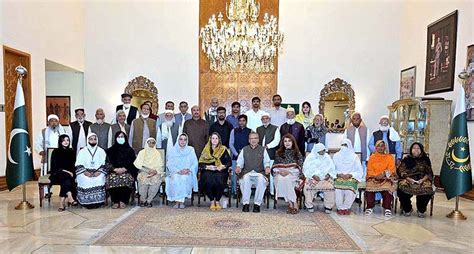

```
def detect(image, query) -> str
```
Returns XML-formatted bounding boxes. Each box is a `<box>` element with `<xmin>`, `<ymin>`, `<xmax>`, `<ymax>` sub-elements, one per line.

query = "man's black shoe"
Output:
<box><xmin>253</xmin><ymin>204</ymin><xmax>260</xmax><ymax>213</ymax></box>
<box><xmin>242</xmin><ymin>204</ymin><xmax>250</xmax><ymax>212</ymax></box>
<box><xmin>354</xmin><ymin>198</ymin><xmax>362</xmax><ymax>204</ymax></box>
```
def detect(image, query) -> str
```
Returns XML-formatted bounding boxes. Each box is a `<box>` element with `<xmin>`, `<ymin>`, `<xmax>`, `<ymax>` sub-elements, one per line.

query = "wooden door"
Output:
<box><xmin>3</xmin><ymin>46</ymin><xmax>33</xmax><ymax>160</ymax></box>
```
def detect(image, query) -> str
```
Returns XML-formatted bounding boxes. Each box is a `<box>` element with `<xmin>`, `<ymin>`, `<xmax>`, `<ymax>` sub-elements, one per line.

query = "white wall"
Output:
<box><xmin>1</xmin><ymin>1</ymin><xmax>84</xmax><ymax>174</ymax></box>
<box><xmin>400</xmin><ymin>0</ymin><xmax>473</xmax><ymax>181</ymax></box>
<box><xmin>278</xmin><ymin>0</ymin><xmax>401</xmax><ymax>132</ymax></box>
<box><xmin>46</xmin><ymin>71</ymin><xmax>84</xmax><ymax>117</ymax></box>
<box><xmin>83</xmin><ymin>0</ymin><xmax>199</xmax><ymax>122</ymax></box>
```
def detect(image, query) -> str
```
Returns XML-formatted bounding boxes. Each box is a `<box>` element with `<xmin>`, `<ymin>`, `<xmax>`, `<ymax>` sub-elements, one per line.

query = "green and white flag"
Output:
<box><xmin>440</xmin><ymin>87</ymin><xmax>472</xmax><ymax>200</ymax></box>
<box><xmin>5</xmin><ymin>80</ymin><xmax>34</xmax><ymax>191</ymax></box>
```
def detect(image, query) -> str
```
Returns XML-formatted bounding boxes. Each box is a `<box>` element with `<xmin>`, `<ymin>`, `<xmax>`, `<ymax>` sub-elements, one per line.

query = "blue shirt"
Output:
<box><xmin>226</xmin><ymin>114</ymin><xmax>240</xmax><ymax>129</ymax></box>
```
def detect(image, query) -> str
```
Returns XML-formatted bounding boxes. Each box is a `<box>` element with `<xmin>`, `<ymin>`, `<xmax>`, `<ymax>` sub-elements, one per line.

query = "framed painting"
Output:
<box><xmin>466</xmin><ymin>44</ymin><xmax>474</xmax><ymax>121</ymax></box>
<box><xmin>424</xmin><ymin>10</ymin><xmax>458</xmax><ymax>95</ymax></box>
<box><xmin>400</xmin><ymin>66</ymin><xmax>416</xmax><ymax>99</ymax></box>
<box><xmin>46</xmin><ymin>96</ymin><xmax>71</xmax><ymax>126</ymax></box>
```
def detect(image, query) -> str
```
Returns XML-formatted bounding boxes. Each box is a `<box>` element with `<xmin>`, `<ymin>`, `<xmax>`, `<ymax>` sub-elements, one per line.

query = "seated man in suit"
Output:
<box><xmin>235</xmin><ymin>132</ymin><xmax>271</xmax><ymax>213</ymax></box>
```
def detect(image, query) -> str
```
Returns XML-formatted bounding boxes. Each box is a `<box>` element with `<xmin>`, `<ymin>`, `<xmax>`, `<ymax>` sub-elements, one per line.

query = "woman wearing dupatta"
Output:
<box><xmin>105</xmin><ymin>131</ymin><xmax>138</xmax><ymax>209</ymax></box>
<box><xmin>303</xmin><ymin>143</ymin><xmax>336</xmax><ymax>214</ymax></box>
<box><xmin>272</xmin><ymin>134</ymin><xmax>304</xmax><ymax>214</ymax></box>
<box><xmin>134</xmin><ymin>137</ymin><xmax>165</xmax><ymax>207</ymax></box>
<box><xmin>166</xmin><ymin>133</ymin><xmax>198</xmax><ymax>209</ymax></box>
<box><xmin>305</xmin><ymin>114</ymin><xmax>328</xmax><ymax>154</ymax></box>
<box><xmin>365</xmin><ymin>140</ymin><xmax>396</xmax><ymax>217</ymax></box>
<box><xmin>50</xmin><ymin>134</ymin><xmax>77</xmax><ymax>211</ymax></box>
<box><xmin>333</xmin><ymin>139</ymin><xmax>363</xmax><ymax>215</ymax></box>
<box><xmin>198</xmin><ymin>132</ymin><xmax>232</xmax><ymax>211</ymax></box>
<box><xmin>295</xmin><ymin>101</ymin><xmax>315</xmax><ymax>129</ymax></box>
<box><xmin>75</xmin><ymin>133</ymin><xmax>107</xmax><ymax>209</ymax></box>
<box><xmin>397</xmin><ymin>142</ymin><xmax>434</xmax><ymax>218</ymax></box>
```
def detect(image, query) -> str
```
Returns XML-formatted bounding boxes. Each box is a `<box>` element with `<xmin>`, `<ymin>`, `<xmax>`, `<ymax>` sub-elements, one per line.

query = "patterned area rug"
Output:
<box><xmin>93</xmin><ymin>207</ymin><xmax>361</xmax><ymax>251</ymax></box>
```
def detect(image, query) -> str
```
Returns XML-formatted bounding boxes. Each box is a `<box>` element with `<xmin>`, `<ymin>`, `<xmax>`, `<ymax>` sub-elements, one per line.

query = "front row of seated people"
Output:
<box><xmin>50</xmin><ymin>131</ymin><xmax>434</xmax><ymax>218</ymax></box>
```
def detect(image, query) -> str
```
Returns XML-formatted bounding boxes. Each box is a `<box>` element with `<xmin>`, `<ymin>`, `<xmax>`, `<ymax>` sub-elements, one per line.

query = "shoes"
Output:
<box><xmin>140</xmin><ymin>202</ymin><xmax>147</xmax><ymax>207</ymax></box>
<box><xmin>354</xmin><ymin>198</ymin><xmax>362</xmax><ymax>204</ymax></box>
<box><xmin>365</xmin><ymin>208</ymin><xmax>373</xmax><ymax>216</ymax></box>
<box><xmin>210</xmin><ymin>203</ymin><xmax>216</xmax><ymax>211</ymax></box>
<box><xmin>384</xmin><ymin>209</ymin><xmax>392</xmax><ymax>217</ymax></box>
<box><xmin>214</xmin><ymin>203</ymin><xmax>222</xmax><ymax>211</ymax></box>
<box><xmin>403</xmin><ymin>209</ymin><xmax>413</xmax><ymax>217</ymax></box>
<box><xmin>146</xmin><ymin>202</ymin><xmax>153</xmax><ymax>208</ymax></box>
<box><xmin>179</xmin><ymin>203</ymin><xmax>185</xmax><ymax>209</ymax></box>
<box><xmin>119</xmin><ymin>202</ymin><xmax>126</xmax><ymax>209</ymax></box>
<box><xmin>58</xmin><ymin>207</ymin><xmax>65</xmax><ymax>212</ymax></box>
<box><xmin>307</xmin><ymin>207</ymin><xmax>314</xmax><ymax>213</ymax></box>
<box><xmin>253</xmin><ymin>204</ymin><xmax>260</xmax><ymax>213</ymax></box>
<box><xmin>417</xmin><ymin>211</ymin><xmax>425</xmax><ymax>218</ymax></box>
<box><xmin>242</xmin><ymin>204</ymin><xmax>250</xmax><ymax>212</ymax></box>
<box><xmin>324</xmin><ymin>207</ymin><xmax>332</xmax><ymax>214</ymax></box>
<box><xmin>112</xmin><ymin>203</ymin><xmax>120</xmax><ymax>209</ymax></box>
<box><xmin>173</xmin><ymin>203</ymin><xmax>180</xmax><ymax>209</ymax></box>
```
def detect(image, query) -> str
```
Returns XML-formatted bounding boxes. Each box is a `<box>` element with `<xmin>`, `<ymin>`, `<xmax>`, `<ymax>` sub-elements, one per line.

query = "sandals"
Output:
<box><xmin>365</xmin><ymin>208</ymin><xmax>373</xmax><ymax>216</ymax></box>
<box><xmin>112</xmin><ymin>203</ymin><xmax>120</xmax><ymax>209</ymax></box>
<box><xmin>68</xmin><ymin>201</ymin><xmax>78</xmax><ymax>206</ymax></box>
<box><xmin>58</xmin><ymin>207</ymin><xmax>65</xmax><ymax>212</ymax></box>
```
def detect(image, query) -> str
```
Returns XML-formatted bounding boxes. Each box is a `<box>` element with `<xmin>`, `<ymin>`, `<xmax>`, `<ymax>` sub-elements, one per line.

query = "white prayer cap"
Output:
<box><xmin>312</xmin><ymin>143</ymin><xmax>326</xmax><ymax>153</ymax></box>
<box><xmin>379</xmin><ymin>115</ymin><xmax>389</xmax><ymax>121</ymax></box>
<box><xmin>286</xmin><ymin>107</ymin><xmax>295</xmax><ymax>113</ymax></box>
<box><xmin>164</xmin><ymin>110</ymin><xmax>174</xmax><ymax>115</ymax></box>
<box><xmin>47</xmin><ymin>114</ymin><xmax>59</xmax><ymax>121</ymax></box>
<box><xmin>87</xmin><ymin>132</ymin><xmax>97</xmax><ymax>139</ymax></box>
<box><xmin>261</xmin><ymin>112</ymin><xmax>270</xmax><ymax>118</ymax></box>
<box><xmin>146</xmin><ymin>137</ymin><xmax>156</xmax><ymax>143</ymax></box>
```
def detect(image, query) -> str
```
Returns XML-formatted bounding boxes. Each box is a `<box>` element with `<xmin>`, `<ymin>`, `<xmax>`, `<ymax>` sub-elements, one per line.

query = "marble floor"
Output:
<box><xmin>0</xmin><ymin>182</ymin><xmax>473</xmax><ymax>254</ymax></box>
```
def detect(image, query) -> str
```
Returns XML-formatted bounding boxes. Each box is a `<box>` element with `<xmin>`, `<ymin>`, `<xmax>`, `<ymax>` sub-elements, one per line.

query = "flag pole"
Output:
<box><xmin>15</xmin><ymin>183</ymin><xmax>34</xmax><ymax>210</ymax></box>
<box><xmin>12</xmin><ymin>65</ymin><xmax>34</xmax><ymax>210</ymax></box>
<box><xmin>446</xmin><ymin>196</ymin><xmax>466</xmax><ymax>220</ymax></box>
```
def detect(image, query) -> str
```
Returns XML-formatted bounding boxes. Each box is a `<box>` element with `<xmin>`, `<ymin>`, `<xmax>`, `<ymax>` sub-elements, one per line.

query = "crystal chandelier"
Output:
<box><xmin>200</xmin><ymin>0</ymin><xmax>284</xmax><ymax>73</ymax></box>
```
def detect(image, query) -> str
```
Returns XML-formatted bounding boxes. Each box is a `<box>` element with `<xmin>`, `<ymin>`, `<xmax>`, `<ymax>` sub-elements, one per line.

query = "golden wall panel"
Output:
<box><xmin>199</xmin><ymin>0</ymin><xmax>279</xmax><ymax>112</ymax></box>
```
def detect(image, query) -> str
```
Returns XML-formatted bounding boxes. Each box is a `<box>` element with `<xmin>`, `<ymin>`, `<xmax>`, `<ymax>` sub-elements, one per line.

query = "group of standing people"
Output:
<box><xmin>38</xmin><ymin>93</ymin><xmax>434</xmax><ymax>218</ymax></box>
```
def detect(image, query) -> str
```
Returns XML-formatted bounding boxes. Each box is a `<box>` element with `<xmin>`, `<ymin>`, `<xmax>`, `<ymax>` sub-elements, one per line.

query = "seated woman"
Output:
<box><xmin>303</xmin><ymin>143</ymin><xmax>336</xmax><ymax>214</ymax></box>
<box><xmin>305</xmin><ymin>114</ymin><xmax>327</xmax><ymax>155</ymax></box>
<box><xmin>333</xmin><ymin>139</ymin><xmax>363</xmax><ymax>215</ymax></box>
<box><xmin>166</xmin><ymin>133</ymin><xmax>198</xmax><ymax>209</ymax></box>
<box><xmin>198</xmin><ymin>132</ymin><xmax>232</xmax><ymax>211</ymax></box>
<box><xmin>365</xmin><ymin>140</ymin><xmax>396</xmax><ymax>217</ymax></box>
<box><xmin>105</xmin><ymin>131</ymin><xmax>138</xmax><ymax>209</ymax></box>
<box><xmin>397</xmin><ymin>142</ymin><xmax>434</xmax><ymax>218</ymax></box>
<box><xmin>50</xmin><ymin>134</ymin><xmax>77</xmax><ymax>211</ymax></box>
<box><xmin>272</xmin><ymin>134</ymin><xmax>304</xmax><ymax>214</ymax></box>
<box><xmin>75</xmin><ymin>133</ymin><xmax>107</xmax><ymax>209</ymax></box>
<box><xmin>134</xmin><ymin>137</ymin><xmax>165</xmax><ymax>207</ymax></box>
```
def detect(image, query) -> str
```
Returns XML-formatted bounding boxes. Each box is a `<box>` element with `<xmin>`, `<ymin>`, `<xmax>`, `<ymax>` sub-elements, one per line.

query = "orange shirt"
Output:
<box><xmin>366</xmin><ymin>153</ymin><xmax>395</xmax><ymax>178</ymax></box>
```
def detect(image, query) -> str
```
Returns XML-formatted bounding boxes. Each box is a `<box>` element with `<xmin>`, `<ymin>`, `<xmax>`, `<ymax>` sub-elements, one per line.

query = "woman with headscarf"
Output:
<box><xmin>75</xmin><ymin>133</ymin><xmax>107</xmax><ymax>208</ymax></box>
<box><xmin>272</xmin><ymin>134</ymin><xmax>304</xmax><ymax>214</ymax></box>
<box><xmin>105</xmin><ymin>131</ymin><xmax>138</xmax><ymax>209</ymax></box>
<box><xmin>305</xmin><ymin>114</ymin><xmax>328</xmax><ymax>154</ymax></box>
<box><xmin>397</xmin><ymin>142</ymin><xmax>434</xmax><ymax>218</ymax></box>
<box><xmin>333</xmin><ymin>139</ymin><xmax>364</xmax><ymax>215</ymax></box>
<box><xmin>134</xmin><ymin>137</ymin><xmax>165</xmax><ymax>207</ymax></box>
<box><xmin>50</xmin><ymin>134</ymin><xmax>77</xmax><ymax>211</ymax></box>
<box><xmin>303</xmin><ymin>143</ymin><xmax>336</xmax><ymax>214</ymax></box>
<box><xmin>198</xmin><ymin>132</ymin><xmax>232</xmax><ymax>211</ymax></box>
<box><xmin>295</xmin><ymin>101</ymin><xmax>315</xmax><ymax>129</ymax></box>
<box><xmin>166</xmin><ymin>133</ymin><xmax>198</xmax><ymax>209</ymax></box>
<box><xmin>365</xmin><ymin>140</ymin><xmax>396</xmax><ymax>217</ymax></box>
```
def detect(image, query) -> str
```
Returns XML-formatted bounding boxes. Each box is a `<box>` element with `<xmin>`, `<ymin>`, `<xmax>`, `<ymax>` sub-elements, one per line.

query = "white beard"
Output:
<box><xmin>379</xmin><ymin>125</ymin><xmax>389</xmax><ymax>132</ymax></box>
<box><xmin>163</xmin><ymin>120</ymin><xmax>174</xmax><ymax>128</ymax></box>
<box><xmin>287</xmin><ymin>119</ymin><xmax>296</xmax><ymax>125</ymax></box>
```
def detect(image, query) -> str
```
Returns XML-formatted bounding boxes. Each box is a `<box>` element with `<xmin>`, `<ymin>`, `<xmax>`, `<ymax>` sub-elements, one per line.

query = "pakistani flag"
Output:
<box><xmin>6</xmin><ymin>80</ymin><xmax>34</xmax><ymax>191</ymax></box>
<box><xmin>440</xmin><ymin>87</ymin><xmax>472</xmax><ymax>200</ymax></box>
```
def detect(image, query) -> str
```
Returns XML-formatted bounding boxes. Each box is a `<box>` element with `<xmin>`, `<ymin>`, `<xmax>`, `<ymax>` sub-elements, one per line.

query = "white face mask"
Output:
<box><xmin>287</xmin><ymin>119</ymin><xmax>296</xmax><ymax>125</ymax></box>
<box><xmin>116</xmin><ymin>137</ymin><xmax>126</xmax><ymax>145</ymax></box>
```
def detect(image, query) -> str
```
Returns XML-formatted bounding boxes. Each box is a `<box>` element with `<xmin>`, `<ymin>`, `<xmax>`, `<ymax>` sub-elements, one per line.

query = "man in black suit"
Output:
<box><xmin>116</xmin><ymin>93</ymin><xmax>138</xmax><ymax>125</ymax></box>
